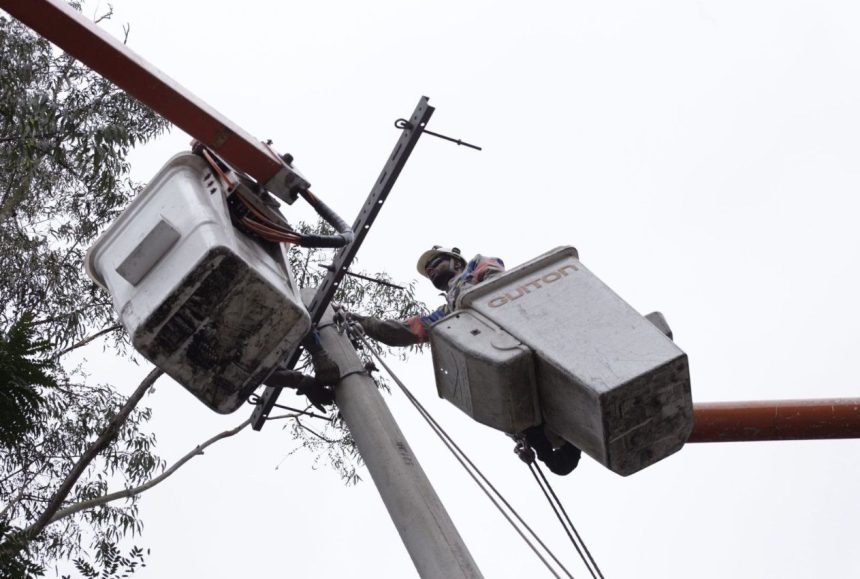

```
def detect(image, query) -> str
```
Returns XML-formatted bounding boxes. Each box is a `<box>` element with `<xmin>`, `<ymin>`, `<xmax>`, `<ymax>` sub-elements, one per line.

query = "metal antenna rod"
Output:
<box><xmin>395</xmin><ymin>118</ymin><xmax>482</xmax><ymax>150</ymax></box>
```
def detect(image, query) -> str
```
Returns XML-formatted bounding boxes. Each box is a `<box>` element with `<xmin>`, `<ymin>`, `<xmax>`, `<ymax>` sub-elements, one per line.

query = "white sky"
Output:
<box><xmin>29</xmin><ymin>1</ymin><xmax>860</xmax><ymax>577</ymax></box>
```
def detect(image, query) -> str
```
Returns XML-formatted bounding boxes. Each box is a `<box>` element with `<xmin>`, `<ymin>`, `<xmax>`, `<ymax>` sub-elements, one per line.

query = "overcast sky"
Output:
<box><xmin>29</xmin><ymin>1</ymin><xmax>860</xmax><ymax>577</ymax></box>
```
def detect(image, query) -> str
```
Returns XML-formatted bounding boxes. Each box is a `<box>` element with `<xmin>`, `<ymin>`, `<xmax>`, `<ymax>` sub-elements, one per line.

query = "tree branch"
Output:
<box><xmin>46</xmin><ymin>417</ymin><xmax>251</xmax><ymax>526</ymax></box>
<box><xmin>0</xmin><ymin>463</ymin><xmax>47</xmax><ymax>521</ymax></box>
<box><xmin>0</xmin><ymin>133</ymin><xmax>60</xmax><ymax>144</ymax></box>
<box><xmin>13</xmin><ymin>368</ymin><xmax>162</xmax><ymax>546</ymax></box>
<box><xmin>0</xmin><ymin>459</ymin><xmax>37</xmax><ymax>487</ymax></box>
<box><xmin>92</xmin><ymin>5</ymin><xmax>114</xmax><ymax>24</ymax></box>
<box><xmin>53</xmin><ymin>324</ymin><xmax>122</xmax><ymax>359</ymax></box>
<box><xmin>296</xmin><ymin>421</ymin><xmax>343</xmax><ymax>445</ymax></box>
<box><xmin>298</xmin><ymin>246</ymin><xmax>313</xmax><ymax>288</ymax></box>
<box><xmin>0</xmin><ymin>166</ymin><xmax>21</xmax><ymax>217</ymax></box>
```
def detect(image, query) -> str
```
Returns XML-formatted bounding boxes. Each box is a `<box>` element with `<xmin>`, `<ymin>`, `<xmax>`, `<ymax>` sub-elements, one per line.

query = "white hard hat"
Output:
<box><xmin>416</xmin><ymin>246</ymin><xmax>465</xmax><ymax>278</ymax></box>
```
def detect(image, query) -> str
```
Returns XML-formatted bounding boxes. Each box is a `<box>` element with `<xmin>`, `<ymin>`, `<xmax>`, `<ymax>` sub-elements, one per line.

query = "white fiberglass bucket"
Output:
<box><xmin>85</xmin><ymin>153</ymin><xmax>310</xmax><ymax>413</ymax></box>
<box><xmin>431</xmin><ymin>247</ymin><xmax>692</xmax><ymax>476</ymax></box>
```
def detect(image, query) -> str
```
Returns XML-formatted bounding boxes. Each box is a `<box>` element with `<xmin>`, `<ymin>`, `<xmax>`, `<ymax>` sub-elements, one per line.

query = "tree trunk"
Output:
<box><xmin>0</xmin><ymin>367</ymin><xmax>162</xmax><ymax>556</ymax></box>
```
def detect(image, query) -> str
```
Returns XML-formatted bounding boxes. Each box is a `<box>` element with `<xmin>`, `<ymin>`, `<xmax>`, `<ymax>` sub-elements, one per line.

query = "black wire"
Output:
<box><xmin>528</xmin><ymin>462</ymin><xmax>599</xmax><ymax>579</ymax></box>
<box><xmin>411</xmin><ymin>398</ymin><xmax>567</xmax><ymax>579</ymax></box>
<box><xmin>194</xmin><ymin>144</ymin><xmax>354</xmax><ymax>248</ymax></box>
<box><xmin>295</xmin><ymin>190</ymin><xmax>355</xmax><ymax>248</ymax></box>
<box><xmin>533</xmin><ymin>462</ymin><xmax>605</xmax><ymax>579</ymax></box>
<box><xmin>354</xmin><ymin>331</ymin><xmax>575</xmax><ymax>579</ymax></box>
<box><xmin>527</xmin><ymin>463</ymin><xmax>589</xmax><ymax>575</ymax></box>
<box><xmin>269</xmin><ymin>402</ymin><xmax>331</xmax><ymax>421</ymax></box>
<box><xmin>248</xmin><ymin>393</ymin><xmax>331</xmax><ymax>421</ymax></box>
<box><xmin>388</xmin><ymin>365</ymin><xmax>570</xmax><ymax>578</ymax></box>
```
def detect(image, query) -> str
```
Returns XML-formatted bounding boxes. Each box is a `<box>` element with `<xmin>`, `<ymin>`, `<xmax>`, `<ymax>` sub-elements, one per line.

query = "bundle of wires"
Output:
<box><xmin>200</xmin><ymin>147</ymin><xmax>354</xmax><ymax>249</ymax></box>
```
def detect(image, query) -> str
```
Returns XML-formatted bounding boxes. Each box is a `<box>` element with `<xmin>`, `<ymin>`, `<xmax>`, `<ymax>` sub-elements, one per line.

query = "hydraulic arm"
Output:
<box><xmin>0</xmin><ymin>0</ymin><xmax>297</xmax><ymax>201</ymax></box>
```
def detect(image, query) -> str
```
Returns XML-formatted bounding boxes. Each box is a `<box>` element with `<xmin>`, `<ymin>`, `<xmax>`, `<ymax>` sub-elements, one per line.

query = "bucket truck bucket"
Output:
<box><xmin>430</xmin><ymin>246</ymin><xmax>692</xmax><ymax>476</ymax></box>
<box><xmin>85</xmin><ymin>153</ymin><xmax>311</xmax><ymax>413</ymax></box>
<box><xmin>430</xmin><ymin>310</ymin><xmax>542</xmax><ymax>435</ymax></box>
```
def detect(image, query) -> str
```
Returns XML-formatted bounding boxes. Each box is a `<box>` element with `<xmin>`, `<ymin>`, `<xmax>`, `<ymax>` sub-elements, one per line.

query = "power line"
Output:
<box><xmin>527</xmin><ymin>460</ymin><xmax>604</xmax><ymax>579</ymax></box>
<box><xmin>351</xmin><ymin>328</ymin><xmax>577</xmax><ymax>579</ymax></box>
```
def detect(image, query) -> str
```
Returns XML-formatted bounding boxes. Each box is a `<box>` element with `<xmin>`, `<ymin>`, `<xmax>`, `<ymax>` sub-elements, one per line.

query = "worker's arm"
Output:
<box><xmin>353</xmin><ymin>306</ymin><xmax>447</xmax><ymax>347</ymax></box>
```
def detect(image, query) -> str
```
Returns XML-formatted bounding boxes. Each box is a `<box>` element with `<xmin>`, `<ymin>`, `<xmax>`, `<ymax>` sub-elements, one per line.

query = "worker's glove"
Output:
<box><xmin>348</xmin><ymin>313</ymin><xmax>376</xmax><ymax>334</ymax></box>
<box><xmin>332</xmin><ymin>306</ymin><xmax>348</xmax><ymax>330</ymax></box>
<box><xmin>331</xmin><ymin>302</ymin><xmax>354</xmax><ymax>328</ymax></box>
<box><xmin>333</xmin><ymin>309</ymin><xmax>366</xmax><ymax>338</ymax></box>
<box><xmin>265</xmin><ymin>368</ymin><xmax>335</xmax><ymax>412</ymax></box>
<box><xmin>295</xmin><ymin>379</ymin><xmax>335</xmax><ymax>412</ymax></box>
<box><xmin>346</xmin><ymin>315</ymin><xmax>366</xmax><ymax>339</ymax></box>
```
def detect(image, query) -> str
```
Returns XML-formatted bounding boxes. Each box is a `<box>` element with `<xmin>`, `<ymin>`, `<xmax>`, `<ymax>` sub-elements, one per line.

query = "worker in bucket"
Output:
<box><xmin>350</xmin><ymin>246</ymin><xmax>504</xmax><ymax>345</ymax></box>
<box><xmin>266</xmin><ymin>248</ymin><xmax>500</xmax><ymax>413</ymax></box>
<box><xmin>349</xmin><ymin>245</ymin><xmax>582</xmax><ymax>476</ymax></box>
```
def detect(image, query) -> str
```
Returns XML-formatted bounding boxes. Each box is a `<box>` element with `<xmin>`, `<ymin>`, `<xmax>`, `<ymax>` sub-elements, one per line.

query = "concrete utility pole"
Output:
<box><xmin>316</xmin><ymin>305</ymin><xmax>483</xmax><ymax>579</ymax></box>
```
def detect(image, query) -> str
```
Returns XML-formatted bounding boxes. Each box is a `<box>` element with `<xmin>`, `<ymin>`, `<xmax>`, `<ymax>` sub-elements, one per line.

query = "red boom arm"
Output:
<box><xmin>0</xmin><ymin>0</ymin><xmax>291</xmax><ymax>195</ymax></box>
<box><xmin>690</xmin><ymin>398</ymin><xmax>860</xmax><ymax>442</ymax></box>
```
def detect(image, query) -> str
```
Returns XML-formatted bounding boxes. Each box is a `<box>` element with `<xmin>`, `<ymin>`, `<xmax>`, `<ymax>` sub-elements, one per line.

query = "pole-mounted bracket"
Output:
<box><xmin>251</xmin><ymin>96</ymin><xmax>435</xmax><ymax>430</ymax></box>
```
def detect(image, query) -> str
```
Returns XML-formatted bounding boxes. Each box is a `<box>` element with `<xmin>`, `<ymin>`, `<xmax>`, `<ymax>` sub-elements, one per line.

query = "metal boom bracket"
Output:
<box><xmin>251</xmin><ymin>96</ymin><xmax>435</xmax><ymax>430</ymax></box>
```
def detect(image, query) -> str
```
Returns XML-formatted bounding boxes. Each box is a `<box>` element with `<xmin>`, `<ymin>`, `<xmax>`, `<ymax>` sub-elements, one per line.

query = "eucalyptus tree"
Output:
<box><xmin>0</xmin><ymin>7</ymin><xmax>169</xmax><ymax>574</ymax></box>
<box><xmin>0</xmin><ymin>8</ymin><xmax>426</xmax><ymax>576</ymax></box>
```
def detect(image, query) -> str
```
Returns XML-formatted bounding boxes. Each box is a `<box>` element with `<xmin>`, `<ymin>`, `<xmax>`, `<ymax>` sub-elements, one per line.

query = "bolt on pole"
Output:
<box><xmin>316</xmin><ymin>305</ymin><xmax>483</xmax><ymax>579</ymax></box>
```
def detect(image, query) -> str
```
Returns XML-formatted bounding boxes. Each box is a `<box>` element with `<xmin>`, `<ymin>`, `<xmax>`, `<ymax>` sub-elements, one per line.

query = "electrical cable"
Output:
<box><xmin>197</xmin><ymin>145</ymin><xmax>354</xmax><ymax>248</ymax></box>
<box><xmin>532</xmin><ymin>462</ymin><xmax>604</xmax><ymax>579</ymax></box>
<box><xmin>269</xmin><ymin>404</ymin><xmax>331</xmax><ymax>422</ymax></box>
<box><xmin>247</xmin><ymin>395</ymin><xmax>330</xmax><ymax>421</ymax></box>
<box><xmin>350</xmin><ymin>328</ymin><xmax>576</xmax><ymax>579</ymax></box>
<box><xmin>200</xmin><ymin>147</ymin><xmax>238</xmax><ymax>191</ymax></box>
<box><xmin>297</xmin><ymin>189</ymin><xmax>355</xmax><ymax>248</ymax></box>
<box><xmin>527</xmin><ymin>463</ymin><xmax>585</xmax><ymax>572</ymax></box>
<box><xmin>527</xmin><ymin>461</ymin><xmax>603</xmax><ymax>579</ymax></box>
<box><xmin>239</xmin><ymin>215</ymin><xmax>301</xmax><ymax>243</ymax></box>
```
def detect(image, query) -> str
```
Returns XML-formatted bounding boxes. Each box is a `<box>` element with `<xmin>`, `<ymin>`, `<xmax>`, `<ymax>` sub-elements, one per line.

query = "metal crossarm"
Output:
<box><xmin>251</xmin><ymin>96</ymin><xmax>434</xmax><ymax>430</ymax></box>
